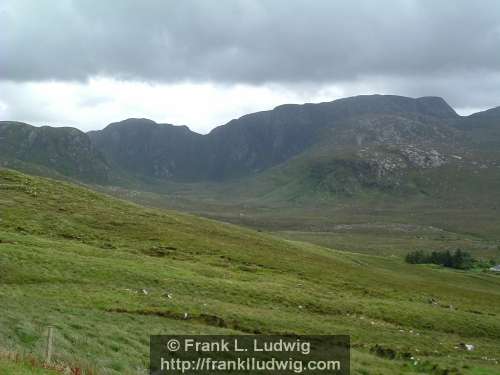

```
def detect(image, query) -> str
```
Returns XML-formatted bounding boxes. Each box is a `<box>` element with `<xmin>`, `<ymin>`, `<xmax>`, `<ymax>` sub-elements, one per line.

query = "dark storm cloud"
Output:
<box><xmin>1</xmin><ymin>0</ymin><xmax>500</xmax><ymax>108</ymax></box>
<box><xmin>2</xmin><ymin>0</ymin><xmax>500</xmax><ymax>82</ymax></box>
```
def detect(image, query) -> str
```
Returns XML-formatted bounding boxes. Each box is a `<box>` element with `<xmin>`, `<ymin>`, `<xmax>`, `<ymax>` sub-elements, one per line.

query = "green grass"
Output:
<box><xmin>0</xmin><ymin>351</ymin><xmax>62</xmax><ymax>375</ymax></box>
<box><xmin>1</xmin><ymin>168</ymin><xmax>500</xmax><ymax>374</ymax></box>
<box><xmin>0</xmin><ymin>358</ymin><xmax>59</xmax><ymax>375</ymax></box>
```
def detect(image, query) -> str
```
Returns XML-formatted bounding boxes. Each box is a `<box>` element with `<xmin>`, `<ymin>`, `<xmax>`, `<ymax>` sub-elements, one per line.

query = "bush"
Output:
<box><xmin>405</xmin><ymin>249</ymin><xmax>475</xmax><ymax>270</ymax></box>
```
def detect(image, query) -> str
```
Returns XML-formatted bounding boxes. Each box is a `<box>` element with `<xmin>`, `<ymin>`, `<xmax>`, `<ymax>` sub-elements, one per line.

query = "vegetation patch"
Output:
<box><xmin>405</xmin><ymin>249</ymin><xmax>495</xmax><ymax>270</ymax></box>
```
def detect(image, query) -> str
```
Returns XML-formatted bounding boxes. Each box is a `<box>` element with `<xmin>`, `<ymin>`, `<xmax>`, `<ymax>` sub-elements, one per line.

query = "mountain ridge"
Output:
<box><xmin>88</xmin><ymin>94</ymin><xmax>463</xmax><ymax>182</ymax></box>
<box><xmin>1</xmin><ymin>94</ymin><xmax>498</xmax><ymax>194</ymax></box>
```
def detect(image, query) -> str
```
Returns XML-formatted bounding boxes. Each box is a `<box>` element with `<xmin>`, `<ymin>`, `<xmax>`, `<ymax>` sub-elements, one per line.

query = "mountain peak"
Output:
<box><xmin>271</xmin><ymin>94</ymin><xmax>458</xmax><ymax>121</ymax></box>
<box><xmin>103</xmin><ymin>118</ymin><xmax>158</xmax><ymax>130</ymax></box>
<box><xmin>98</xmin><ymin>118</ymin><xmax>196</xmax><ymax>135</ymax></box>
<box><xmin>328</xmin><ymin>94</ymin><xmax>458</xmax><ymax>119</ymax></box>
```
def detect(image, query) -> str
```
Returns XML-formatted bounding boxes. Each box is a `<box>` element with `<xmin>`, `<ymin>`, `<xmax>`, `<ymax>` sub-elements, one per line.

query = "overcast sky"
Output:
<box><xmin>1</xmin><ymin>0</ymin><xmax>500</xmax><ymax>133</ymax></box>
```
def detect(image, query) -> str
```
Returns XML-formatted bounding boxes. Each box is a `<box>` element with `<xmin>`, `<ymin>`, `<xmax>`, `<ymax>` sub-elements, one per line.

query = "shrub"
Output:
<box><xmin>405</xmin><ymin>249</ymin><xmax>475</xmax><ymax>270</ymax></box>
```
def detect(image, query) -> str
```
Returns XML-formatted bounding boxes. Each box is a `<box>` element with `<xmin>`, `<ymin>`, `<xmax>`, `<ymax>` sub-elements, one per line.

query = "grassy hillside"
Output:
<box><xmin>1</xmin><ymin>168</ymin><xmax>499</xmax><ymax>374</ymax></box>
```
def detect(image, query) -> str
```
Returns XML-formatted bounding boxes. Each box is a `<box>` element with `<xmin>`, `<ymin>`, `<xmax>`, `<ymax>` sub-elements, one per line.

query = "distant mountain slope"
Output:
<box><xmin>2</xmin><ymin>94</ymin><xmax>500</xmax><ymax>203</ymax></box>
<box><xmin>88</xmin><ymin>118</ymin><xmax>206</xmax><ymax>181</ymax></box>
<box><xmin>88</xmin><ymin>95</ymin><xmax>460</xmax><ymax>181</ymax></box>
<box><xmin>453</xmin><ymin>106</ymin><xmax>500</xmax><ymax>150</ymax></box>
<box><xmin>0</xmin><ymin>121</ymin><xmax>109</xmax><ymax>183</ymax></box>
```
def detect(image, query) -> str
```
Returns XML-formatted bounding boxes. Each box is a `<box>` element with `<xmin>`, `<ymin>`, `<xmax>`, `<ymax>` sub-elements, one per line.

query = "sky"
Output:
<box><xmin>1</xmin><ymin>0</ymin><xmax>500</xmax><ymax>134</ymax></box>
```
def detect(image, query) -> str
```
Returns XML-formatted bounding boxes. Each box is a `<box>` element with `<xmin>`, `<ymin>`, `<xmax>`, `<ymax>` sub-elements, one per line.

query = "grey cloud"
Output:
<box><xmin>2</xmin><ymin>0</ymin><xmax>500</xmax><ymax>83</ymax></box>
<box><xmin>1</xmin><ymin>0</ymin><xmax>500</xmax><ymax>111</ymax></box>
<box><xmin>334</xmin><ymin>72</ymin><xmax>500</xmax><ymax>110</ymax></box>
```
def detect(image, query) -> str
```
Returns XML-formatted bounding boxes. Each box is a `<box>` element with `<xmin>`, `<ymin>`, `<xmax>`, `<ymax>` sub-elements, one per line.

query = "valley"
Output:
<box><xmin>1</xmin><ymin>95</ymin><xmax>500</xmax><ymax>374</ymax></box>
<box><xmin>0</xmin><ymin>169</ymin><xmax>499</xmax><ymax>374</ymax></box>
<box><xmin>3</xmin><ymin>1</ymin><xmax>500</xmax><ymax>373</ymax></box>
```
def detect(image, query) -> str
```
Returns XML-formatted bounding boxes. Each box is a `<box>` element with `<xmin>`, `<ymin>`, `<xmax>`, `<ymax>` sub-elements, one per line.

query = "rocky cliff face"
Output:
<box><xmin>88</xmin><ymin>118</ymin><xmax>207</xmax><ymax>181</ymax></box>
<box><xmin>203</xmin><ymin>95</ymin><xmax>458</xmax><ymax>178</ymax></box>
<box><xmin>0</xmin><ymin>121</ymin><xmax>109</xmax><ymax>183</ymax></box>
<box><xmin>87</xmin><ymin>95</ymin><xmax>460</xmax><ymax>182</ymax></box>
<box><xmin>328</xmin><ymin>113</ymin><xmax>461</xmax><ymax>147</ymax></box>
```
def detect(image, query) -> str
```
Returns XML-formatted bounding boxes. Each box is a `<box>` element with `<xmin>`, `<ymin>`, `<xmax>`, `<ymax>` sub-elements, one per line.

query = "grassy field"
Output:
<box><xmin>1</xmin><ymin>168</ymin><xmax>500</xmax><ymax>374</ymax></box>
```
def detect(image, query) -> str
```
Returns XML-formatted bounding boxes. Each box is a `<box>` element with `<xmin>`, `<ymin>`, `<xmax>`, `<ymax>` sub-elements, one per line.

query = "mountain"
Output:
<box><xmin>0</xmin><ymin>121</ymin><xmax>109</xmax><ymax>183</ymax></box>
<box><xmin>454</xmin><ymin>106</ymin><xmax>500</xmax><ymax>150</ymax></box>
<box><xmin>87</xmin><ymin>95</ymin><xmax>461</xmax><ymax>182</ymax></box>
<box><xmin>80</xmin><ymin>95</ymin><xmax>500</xmax><ymax>244</ymax></box>
<box><xmin>88</xmin><ymin>118</ymin><xmax>206</xmax><ymax>181</ymax></box>
<box><xmin>2</xmin><ymin>94</ymin><xmax>500</xmax><ymax>205</ymax></box>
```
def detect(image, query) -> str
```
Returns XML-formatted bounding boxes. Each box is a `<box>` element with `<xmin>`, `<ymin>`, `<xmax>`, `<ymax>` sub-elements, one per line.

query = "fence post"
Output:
<box><xmin>45</xmin><ymin>326</ymin><xmax>54</xmax><ymax>363</ymax></box>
